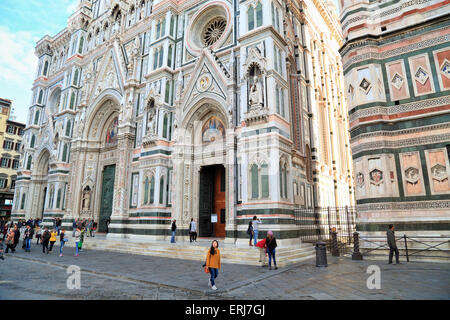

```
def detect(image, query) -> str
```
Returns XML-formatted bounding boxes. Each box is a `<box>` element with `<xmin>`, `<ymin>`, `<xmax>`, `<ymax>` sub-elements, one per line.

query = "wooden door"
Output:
<box><xmin>213</xmin><ymin>166</ymin><xmax>226</xmax><ymax>237</ymax></box>
<box><xmin>199</xmin><ymin>167</ymin><xmax>214</xmax><ymax>237</ymax></box>
<box><xmin>99</xmin><ymin>165</ymin><xmax>116</xmax><ymax>233</ymax></box>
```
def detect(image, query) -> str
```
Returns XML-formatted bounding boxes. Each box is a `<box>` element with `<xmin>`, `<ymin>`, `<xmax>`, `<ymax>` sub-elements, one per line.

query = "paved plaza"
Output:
<box><xmin>0</xmin><ymin>242</ymin><xmax>449</xmax><ymax>300</ymax></box>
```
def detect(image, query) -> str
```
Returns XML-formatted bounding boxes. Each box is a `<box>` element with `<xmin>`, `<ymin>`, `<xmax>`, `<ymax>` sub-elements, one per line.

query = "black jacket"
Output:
<box><xmin>265</xmin><ymin>237</ymin><xmax>277</xmax><ymax>251</ymax></box>
<box><xmin>171</xmin><ymin>222</ymin><xmax>176</xmax><ymax>232</ymax></box>
<box><xmin>42</xmin><ymin>231</ymin><xmax>51</xmax><ymax>242</ymax></box>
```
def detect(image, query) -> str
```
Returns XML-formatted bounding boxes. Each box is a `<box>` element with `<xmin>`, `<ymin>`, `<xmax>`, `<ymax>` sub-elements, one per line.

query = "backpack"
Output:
<box><xmin>247</xmin><ymin>224</ymin><xmax>253</xmax><ymax>235</ymax></box>
<box><xmin>43</xmin><ymin>231</ymin><xmax>50</xmax><ymax>241</ymax></box>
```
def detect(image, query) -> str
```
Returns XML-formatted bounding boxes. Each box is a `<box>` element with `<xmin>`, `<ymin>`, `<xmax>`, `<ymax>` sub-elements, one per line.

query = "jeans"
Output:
<box><xmin>25</xmin><ymin>238</ymin><xmax>31</xmax><ymax>251</ymax></box>
<box><xmin>75</xmin><ymin>242</ymin><xmax>79</xmax><ymax>255</ymax></box>
<box><xmin>60</xmin><ymin>241</ymin><xmax>65</xmax><ymax>254</ymax></box>
<box><xmin>170</xmin><ymin>231</ymin><xmax>176</xmax><ymax>243</ymax></box>
<box><xmin>209</xmin><ymin>268</ymin><xmax>219</xmax><ymax>286</ymax></box>
<box><xmin>253</xmin><ymin>230</ymin><xmax>259</xmax><ymax>246</ymax></box>
<box><xmin>268</xmin><ymin>248</ymin><xmax>276</xmax><ymax>267</ymax></box>
<box><xmin>389</xmin><ymin>246</ymin><xmax>400</xmax><ymax>264</ymax></box>
<box><xmin>259</xmin><ymin>247</ymin><xmax>267</xmax><ymax>266</ymax></box>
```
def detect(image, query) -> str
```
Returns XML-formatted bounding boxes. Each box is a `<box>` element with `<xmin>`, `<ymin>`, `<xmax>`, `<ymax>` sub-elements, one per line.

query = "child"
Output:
<box><xmin>49</xmin><ymin>229</ymin><xmax>58</xmax><ymax>252</ymax></box>
<box><xmin>35</xmin><ymin>226</ymin><xmax>42</xmax><ymax>245</ymax></box>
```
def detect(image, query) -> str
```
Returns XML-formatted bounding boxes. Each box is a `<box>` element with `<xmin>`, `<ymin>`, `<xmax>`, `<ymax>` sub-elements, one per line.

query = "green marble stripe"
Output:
<box><xmin>236</xmin><ymin>218</ymin><xmax>295</xmax><ymax>225</ymax></box>
<box><xmin>128</xmin><ymin>212</ymin><xmax>172</xmax><ymax>218</ymax></box>
<box><xmin>133</xmin><ymin>149</ymin><xmax>172</xmax><ymax>161</ymax></box>
<box><xmin>352</xmin><ymin>142</ymin><xmax>450</xmax><ymax>160</ymax></box>
<box><xmin>16</xmin><ymin>177</ymin><xmax>31</xmax><ymax>181</ymax></box>
<box><xmin>350</xmin><ymin>114</ymin><xmax>450</xmax><ymax>139</ymax></box>
<box><xmin>348</xmin><ymin>91</ymin><xmax>449</xmax><ymax>115</ymax></box>
<box><xmin>226</xmin><ymin>229</ymin><xmax>304</xmax><ymax>240</ymax></box>
<box><xmin>111</xmin><ymin>219</ymin><xmax>170</xmax><ymax>225</ymax></box>
<box><xmin>356</xmin><ymin>222</ymin><xmax>450</xmax><ymax>232</ymax></box>
<box><xmin>241</xmin><ymin>126</ymin><xmax>290</xmax><ymax>139</ymax></box>
<box><xmin>356</xmin><ymin>193</ymin><xmax>450</xmax><ymax>204</ymax></box>
<box><xmin>236</xmin><ymin>208</ymin><xmax>294</xmax><ymax>216</ymax></box>
<box><xmin>48</xmin><ymin>170</ymin><xmax>70</xmax><ymax>175</ymax></box>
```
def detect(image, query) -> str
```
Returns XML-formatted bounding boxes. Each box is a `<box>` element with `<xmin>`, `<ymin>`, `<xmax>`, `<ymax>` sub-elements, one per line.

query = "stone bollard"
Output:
<box><xmin>352</xmin><ymin>232</ymin><xmax>363</xmax><ymax>260</ymax></box>
<box><xmin>331</xmin><ymin>231</ymin><xmax>340</xmax><ymax>256</ymax></box>
<box><xmin>315</xmin><ymin>241</ymin><xmax>328</xmax><ymax>267</ymax></box>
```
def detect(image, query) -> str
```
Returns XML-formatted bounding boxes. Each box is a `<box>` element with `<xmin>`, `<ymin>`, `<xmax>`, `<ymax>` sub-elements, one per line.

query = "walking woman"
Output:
<box><xmin>59</xmin><ymin>229</ymin><xmax>67</xmax><ymax>257</ymax></box>
<box><xmin>74</xmin><ymin>227</ymin><xmax>81</xmax><ymax>257</ymax></box>
<box><xmin>206</xmin><ymin>240</ymin><xmax>221</xmax><ymax>291</ymax></box>
<box><xmin>170</xmin><ymin>219</ymin><xmax>177</xmax><ymax>243</ymax></box>
<box><xmin>35</xmin><ymin>226</ymin><xmax>42</xmax><ymax>245</ymax></box>
<box><xmin>247</xmin><ymin>221</ymin><xmax>253</xmax><ymax>246</ymax></box>
<box><xmin>49</xmin><ymin>229</ymin><xmax>57</xmax><ymax>252</ymax></box>
<box><xmin>265</xmin><ymin>231</ymin><xmax>278</xmax><ymax>270</ymax></box>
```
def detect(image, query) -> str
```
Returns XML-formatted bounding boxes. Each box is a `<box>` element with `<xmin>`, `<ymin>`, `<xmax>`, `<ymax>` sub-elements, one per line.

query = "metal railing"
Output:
<box><xmin>294</xmin><ymin>206</ymin><xmax>357</xmax><ymax>254</ymax></box>
<box><xmin>353</xmin><ymin>233</ymin><xmax>450</xmax><ymax>261</ymax></box>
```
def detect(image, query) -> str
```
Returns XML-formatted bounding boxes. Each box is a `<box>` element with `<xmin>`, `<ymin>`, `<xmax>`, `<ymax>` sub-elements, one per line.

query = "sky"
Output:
<box><xmin>0</xmin><ymin>0</ymin><xmax>78</xmax><ymax>123</ymax></box>
<box><xmin>0</xmin><ymin>0</ymin><xmax>340</xmax><ymax>124</ymax></box>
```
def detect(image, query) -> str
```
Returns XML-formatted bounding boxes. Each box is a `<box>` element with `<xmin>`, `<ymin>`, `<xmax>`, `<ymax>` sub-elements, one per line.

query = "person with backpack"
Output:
<box><xmin>0</xmin><ymin>237</ymin><xmax>4</xmax><ymax>260</ymax></box>
<box><xmin>255</xmin><ymin>238</ymin><xmax>267</xmax><ymax>267</ymax></box>
<box><xmin>205</xmin><ymin>240</ymin><xmax>221</xmax><ymax>291</ymax></box>
<box><xmin>170</xmin><ymin>219</ymin><xmax>177</xmax><ymax>243</ymax></box>
<box><xmin>74</xmin><ymin>227</ymin><xmax>81</xmax><ymax>257</ymax></box>
<box><xmin>49</xmin><ymin>229</ymin><xmax>57</xmax><ymax>252</ymax></box>
<box><xmin>41</xmin><ymin>227</ymin><xmax>51</xmax><ymax>254</ymax></box>
<box><xmin>78</xmin><ymin>228</ymin><xmax>85</xmax><ymax>252</ymax></box>
<box><xmin>247</xmin><ymin>221</ymin><xmax>254</xmax><ymax>246</ymax></box>
<box><xmin>59</xmin><ymin>229</ymin><xmax>67</xmax><ymax>257</ymax></box>
<box><xmin>265</xmin><ymin>230</ymin><xmax>278</xmax><ymax>270</ymax></box>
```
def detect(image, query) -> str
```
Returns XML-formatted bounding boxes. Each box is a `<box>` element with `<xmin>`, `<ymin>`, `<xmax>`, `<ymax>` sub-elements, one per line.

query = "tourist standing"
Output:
<box><xmin>35</xmin><ymin>226</ymin><xmax>42</xmax><ymax>245</ymax></box>
<box><xmin>387</xmin><ymin>224</ymin><xmax>400</xmax><ymax>264</ymax></box>
<box><xmin>59</xmin><ymin>229</ymin><xmax>67</xmax><ymax>257</ymax></box>
<box><xmin>41</xmin><ymin>227</ymin><xmax>51</xmax><ymax>254</ymax></box>
<box><xmin>252</xmin><ymin>216</ymin><xmax>261</xmax><ymax>246</ymax></box>
<box><xmin>189</xmin><ymin>218</ymin><xmax>197</xmax><ymax>243</ymax></box>
<box><xmin>170</xmin><ymin>219</ymin><xmax>177</xmax><ymax>243</ymax></box>
<box><xmin>24</xmin><ymin>225</ymin><xmax>33</xmax><ymax>252</ymax></box>
<box><xmin>92</xmin><ymin>221</ymin><xmax>97</xmax><ymax>237</ymax></box>
<box><xmin>255</xmin><ymin>238</ymin><xmax>267</xmax><ymax>267</ymax></box>
<box><xmin>265</xmin><ymin>231</ymin><xmax>278</xmax><ymax>270</ymax></box>
<box><xmin>49</xmin><ymin>229</ymin><xmax>57</xmax><ymax>252</ymax></box>
<box><xmin>12</xmin><ymin>224</ymin><xmax>20</xmax><ymax>251</ymax></box>
<box><xmin>78</xmin><ymin>228</ymin><xmax>85</xmax><ymax>252</ymax></box>
<box><xmin>5</xmin><ymin>229</ymin><xmax>15</xmax><ymax>253</ymax></box>
<box><xmin>74</xmin><ymin>227</ymin><xmax>81</xmax><ymax>257</ymax></box>
<box><xmin>0</xmin><ymin>237</ymin><xmax>4</xmax><ymax>260</ymax></box>
<box><xmin>247</xmin><ymin>221</ymin><xmax>254</xmax><ymax>246</ymax></box>
<box><xmin>206</xmin><ymin>240</ymin><xmax>221</xmax><ymax>291</ymax></box>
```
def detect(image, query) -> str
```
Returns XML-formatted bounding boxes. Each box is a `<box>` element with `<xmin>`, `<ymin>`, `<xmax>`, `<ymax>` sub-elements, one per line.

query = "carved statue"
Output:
<box><xmin>140</xmin><ymin>2</ymin><xmax>146</xmax><ymax>20</ymax></box>
<box><xmin>77</xmin><ymin>109</ymin><xmax>86</xmax><ymax>136</ymax></box>
<box><xmin>147</xmin><ymin>110</ymin><xmax>155</xmax><ymax>135</ymax></box>
<box><xmin>249</xmin><ymin>76</ymin><xmax>263</xmax><ymax>106</ymax></box>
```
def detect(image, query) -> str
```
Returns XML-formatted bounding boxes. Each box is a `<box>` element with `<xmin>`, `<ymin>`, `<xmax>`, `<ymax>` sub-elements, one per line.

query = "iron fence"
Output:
<box><xmin>294</xmin><ymin>206</ymin><xmax>357</xmax><ymax>253</ymax></box>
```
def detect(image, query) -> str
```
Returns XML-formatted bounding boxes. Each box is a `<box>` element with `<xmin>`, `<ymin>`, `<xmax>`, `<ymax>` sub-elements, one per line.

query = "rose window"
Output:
<box><xmin>202</xmin><ymin>18</ymin><xmax>226</xmax><ymax>47</ymax></box>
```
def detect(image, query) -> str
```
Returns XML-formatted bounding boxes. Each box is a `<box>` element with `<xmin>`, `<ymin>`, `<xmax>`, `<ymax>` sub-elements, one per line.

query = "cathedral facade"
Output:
<box><xmin>13</xmin><ymin>0</ymin><xmax>353</xmax><ymax>245</ymax></box>
<box><xmin>340</xmin><ymin>0</ymin><xmax>450</xmax><ymax>238</ymax></box>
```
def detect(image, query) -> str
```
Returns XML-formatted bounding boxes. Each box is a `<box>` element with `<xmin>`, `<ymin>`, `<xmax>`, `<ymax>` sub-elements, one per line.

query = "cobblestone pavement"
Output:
<box><xmin>0</xmin><ymin>242</ymin><xmax>449</xmax><ymax>300</ymax></box>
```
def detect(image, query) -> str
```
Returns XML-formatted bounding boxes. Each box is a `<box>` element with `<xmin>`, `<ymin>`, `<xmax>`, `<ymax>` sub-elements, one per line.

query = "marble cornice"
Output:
<box><xmin>238</xmin><ymin>25</ymin><xmax>288</xmax><ymax>47</ymax></box>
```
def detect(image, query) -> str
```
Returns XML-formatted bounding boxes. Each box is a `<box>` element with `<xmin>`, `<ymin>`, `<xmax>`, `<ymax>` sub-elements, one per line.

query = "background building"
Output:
<box><xmin>0</xmin><ymin>98</ymin><xmax>25</xmax><ymax>220</ymax></box>
<box><xmin>13</xmin><ymin>0</ymin><xmax>354</xmax><ymax>245</ymax></box>
<box><xmin>339</xmin><ymin>0</ymin><xmax>450</xmax><ymax>239</ymax></box>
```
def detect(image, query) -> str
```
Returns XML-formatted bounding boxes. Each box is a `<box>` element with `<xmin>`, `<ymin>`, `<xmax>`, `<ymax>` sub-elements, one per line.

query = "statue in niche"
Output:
<box><xmin>147</xmin><ymin>109</ymin><xmax>156</xmax><ymax>135</ymax></box>
<box><xmin>249</xmin><ymin>75</ymin><xmax>263</xmax><ymax>106</ymax></box>
<box><xmin>82</xmin><ymin>186</ymin><xmax>91</xmax><ymax>211</ymax></box>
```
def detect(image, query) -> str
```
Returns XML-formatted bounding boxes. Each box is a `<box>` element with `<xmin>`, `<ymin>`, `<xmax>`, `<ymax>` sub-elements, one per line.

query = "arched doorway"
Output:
<box><xmin>176</xmin><ymin>100</ymin><xmax>231</xmax><ymax>239</ymax></box>
<box><xmin>81</xmin><ymin>97</ymin><xmax>120</xmax><ymax>233</ymax></box>
<box><xmin>33</xmin><ymin>149</ymin><xmax>50</xmax><ymax>219</ymax></box>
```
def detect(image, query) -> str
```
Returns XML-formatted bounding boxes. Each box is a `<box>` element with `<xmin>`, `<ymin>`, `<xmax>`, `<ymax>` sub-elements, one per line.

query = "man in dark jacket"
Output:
<box><xmin>42</xmin><ymin>227</ymin><xmax>51</xmax><ymax>254</ymax></box>
<box><xmin>387</xmin><ymin>224</ymin><xmax>400</xmax><ymax>264</ymax></box>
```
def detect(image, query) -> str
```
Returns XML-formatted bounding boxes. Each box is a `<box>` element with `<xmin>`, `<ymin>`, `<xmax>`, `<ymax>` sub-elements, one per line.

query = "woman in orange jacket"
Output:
<box><xmin>206</xmin><ymin>240</ymin><xmax>221</xmax><ymax>291</ymax></box>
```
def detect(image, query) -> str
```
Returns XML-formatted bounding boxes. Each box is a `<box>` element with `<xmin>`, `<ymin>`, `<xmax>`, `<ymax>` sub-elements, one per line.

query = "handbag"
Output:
<box><xmin>204</xmin><ymin>266</ymin><xmax>210</xmax><ymax>274</ymax></box>
<box><xmin>63</xmin><ymin>238</ymin><xmax>68</xmax><ymax>242</ymax></box>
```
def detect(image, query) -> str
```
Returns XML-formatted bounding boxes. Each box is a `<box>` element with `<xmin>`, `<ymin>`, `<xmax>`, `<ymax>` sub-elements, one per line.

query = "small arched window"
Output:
<box><xmin>247</xmin><ymin>6</ymin><xmax>254</xmax><ymax>30</ymax></box>
<box><xmin>21</xmin><ymin>193</ymin><xmax>26</xmax><ymax>209</ymax></box>
<box><xmin>162</xmin><ymin>113</ymin><xmax>168</xmax><ymax>138</ymax></box>
<box><xmin>150</xmin><ymin>176</ymin><xmax>155</xmax><ymax>204</ymax></box>
<box><xmin>261</xmin><ymin>163</ymin><xmax>269</xmax><ymax>198</ymax></box>
<box><xmin>62</xmin><ymin>143</ymin><xmax>68</xmax><ymax>162</ymax></box>
<box><xmin>43</xmin><ymin>61</ymin><xmax>49</xmax><ymax>76</ymax></box>
<box><xmin>38</xmin><ymin>90</ymin><xmax>44</xmax><ymax>104</ymax></box>
<box><xmin>143</xmin><ymin>177</ymin><xmax>149</xmax><ymax>204</ymax></box>
<box><xmin>34</xmin><ymin>110</ymin><xmax>40</xmax><ymax>125</ymax></box>
<box><xmin>56</xmin><ymin>188</ymin><xmax>62</xmax><ymax>208</ymax></box>
<box><xmin>78</xmin><ymin>37</ymin><xmax>84</xmax><ymax>54</ymax></box>
<box><xmin>159</xmin><ymin>176</ymin><xmax>164</xmax><ymax>204</ymax></box>
<box><xmin>65</xmin><ymin>120</ymin><xmax>72</xmax><ymax>137</ymax></box>
<box><xmin>256</xmin><ymin>2</ymin><xmax>263</xmax><ymax>27</ymax></box>
<box><xmin>30</xmin><ymin>134</ymin><xmax>36</xmax><ymax>148</ymax></box>
<box><xmin>69</xmin><ymin>92</ymin><xmax>76</xmax><ymax>109</ymax></box>
<box><xmin>73</xmin><ymin>69</ymin><xmax>79</xmax><ymax>86</ymax></box>
<box><xmin>251</xmin><ymin>164</ymin><xmax>259</xmax><ymax>199</ymax></box>
<box><xmin>26</xmin><ymin>155</ymin><xmax>32</xmax><ymax>170</ymax></box>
